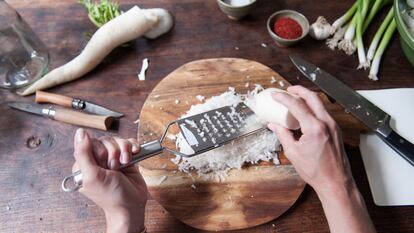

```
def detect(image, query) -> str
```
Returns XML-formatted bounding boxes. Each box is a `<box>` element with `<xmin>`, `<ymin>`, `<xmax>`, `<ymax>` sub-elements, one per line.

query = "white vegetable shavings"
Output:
<box><xmin>310</xmin><ymin>73</ymin><xmax>316</xmax><ymax>81</ymax></box>
<box><xmin>234</xmin><ymin>46</ymin><xmax>239</xmax><ymax>50</ymax></box>
<box><xmin>196</xmin><ymin>95</ymin><xmax>205</xmax><ymax>102</ymax></box>
<box><xmin>133</xmin><ymin>118</ymin><xmax>140</xmax><ymax>124</ymax></box>
<box><xmin>173</xmin><ymin>85</ymin><xmax>281</xmax><ymax>181</ymax></box>
<box><xmin>270</xmin><ymin>76</ymin><xmax>277</xmax><ymax>84</ymax></box>
<box><xmin>138</xmin><ymin>58</ymin><xmax>149</xmax><ymax>81</ymax></box>
<box><xmin>261</xmin><ymin>43</ymin><xmax>268</xmax><ymax>48</ymax></box>
<box><xmin>166</xmin><ymin>133</ymin><xmax>177</xmax><ymax>140</ymax></box>
<box><xmin>154</xmin><ymin>94</ymin><xmax>160</xmax><ymax>98</ymax></box>
<box><xmin>278</xmin><ymin>80</ymin><xmax>285</xmax><ymax>87</ymax></box>
<box><xmin>175</xmin><ymin>99</ymin><xmax>180</xmax><ymax>104</ymax></box>
<box><xmin>239</xmin><ymin>68</ymin><xmax>248</xmax><ymax>72</ymax></box>
<box><xmin>157</xmin><ymin>176</ymin><xmax>167</xmax><ymax>185</ymax></box>
<box><xmin>245</xmin><ymin>82</ymin><xmax>250</xmax><ymax>88</ymax></box>
<box><xmin>190</xmin><ymin>184</ymin><xmax>197</xmax><ymax>189</ymax></box>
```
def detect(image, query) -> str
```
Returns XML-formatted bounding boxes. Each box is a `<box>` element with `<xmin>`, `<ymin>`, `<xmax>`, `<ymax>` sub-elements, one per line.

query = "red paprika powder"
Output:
<box><xmin>273</xmin><ymin>17</ymin><xmax>302</xmax><ymax>39</ymax></box>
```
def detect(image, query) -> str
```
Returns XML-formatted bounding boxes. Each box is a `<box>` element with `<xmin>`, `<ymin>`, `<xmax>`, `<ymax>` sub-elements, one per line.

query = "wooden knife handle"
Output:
<box><xmin>53</xmin><ymin>108</ymin><xmax>114</xmax><ymax>131</ymax></box>
<box><xmin>35</xmin><ymin>91</ymin><xmax>73</xmax><ymax>108</ymax></box>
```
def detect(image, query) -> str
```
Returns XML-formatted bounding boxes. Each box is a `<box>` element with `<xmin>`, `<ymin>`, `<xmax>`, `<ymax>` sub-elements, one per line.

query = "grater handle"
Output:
<box><xmin>61</xmin><ymin>140</ymin><xmax>164</xmax><ymax>192</ymax></box>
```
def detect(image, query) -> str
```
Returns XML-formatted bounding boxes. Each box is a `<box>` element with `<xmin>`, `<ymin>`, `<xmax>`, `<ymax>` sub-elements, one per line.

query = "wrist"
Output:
<box><xmin>315</xmin><ymin>179</ymin><xmax>363</xmax><ymax>207</ymax></box>
<box><xmin>104</xmin><ymin>207</ymin><xmax>145</xmax><ymax>233</ymax></box>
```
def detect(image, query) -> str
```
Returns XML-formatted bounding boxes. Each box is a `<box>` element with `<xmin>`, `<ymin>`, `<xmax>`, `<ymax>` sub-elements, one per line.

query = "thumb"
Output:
<box><xmin>73</xmin><ymin>128</ymin><xmax>98</xmax><ymax>176</ymax></box>
<box><xmin>267</xmin><ymin>123</ymin><xmax>296</xmax><ymax>149</ymax></box>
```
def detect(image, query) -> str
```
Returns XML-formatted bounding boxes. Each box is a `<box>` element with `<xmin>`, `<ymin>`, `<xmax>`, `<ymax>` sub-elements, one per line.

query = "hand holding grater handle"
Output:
<box><xmin>61</xmin><ymin>140</ymin><xmax>164</xmax><ymax>192</ymax></box>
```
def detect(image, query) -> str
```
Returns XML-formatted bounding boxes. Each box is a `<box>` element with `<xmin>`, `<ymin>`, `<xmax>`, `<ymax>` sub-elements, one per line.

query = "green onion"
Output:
<box><xmin>369</xmin><ymin>18</ymin><xmax>396</xmax><ymax>81</ymax></box>
<box><xmin>79</xmin><ymin>0</ymin><xmax>121</xmax><ymax>28</ymax></box>
<box><xmin>338</xmin><ymin>13</ymin><xmax>358</xmax><ymax>54</ymax></box>
<box><xmin>367</xmin><ymin>8</ymin><xmax>394</xmax><ymax>62</ymax></box>
<box><xmin>332</xmin><ymin>1</ymin><xmax>359</xmax><ymax>30</ymax></box>
<box><xmin>356</xmin><ymin>0</ymin><xmax>370</xmax><ymax>69</ymax></box>
<box><xmin>362</xmin><ymin>0</ymin><xmax>392</xmax><ymax>32</ymax></box>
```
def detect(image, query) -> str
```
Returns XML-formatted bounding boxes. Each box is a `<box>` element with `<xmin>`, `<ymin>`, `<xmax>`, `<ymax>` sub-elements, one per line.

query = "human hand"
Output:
<box><xmin>267</xmin><ymin>85</ymin><xmax>354</xmax><ymax>195</ymax></box>
<box><xmin>72</xmin><ymin>128</ymin><xmax>147</xmax><ymax>233</ymax></box>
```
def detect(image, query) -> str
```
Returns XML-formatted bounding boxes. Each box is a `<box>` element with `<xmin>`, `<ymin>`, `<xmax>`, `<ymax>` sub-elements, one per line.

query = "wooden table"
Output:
<box><xmin>0</xmin><ymin>0</ymin><xmax>413</xmax><ymax>232</ymax></box>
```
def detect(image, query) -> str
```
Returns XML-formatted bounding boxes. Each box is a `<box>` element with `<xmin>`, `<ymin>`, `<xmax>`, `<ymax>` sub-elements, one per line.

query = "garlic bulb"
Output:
<box><xmin>309</xmin><ymin>16</ymin><xmax>335</xmax><ymax>40</ymax></box>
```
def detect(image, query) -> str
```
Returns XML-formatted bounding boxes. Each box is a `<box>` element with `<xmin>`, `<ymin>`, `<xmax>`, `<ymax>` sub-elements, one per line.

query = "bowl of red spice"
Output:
<box><xmin>267</xmin><ymin>10</ymin><xmax>309</xmax><ymax>47</ymax></box>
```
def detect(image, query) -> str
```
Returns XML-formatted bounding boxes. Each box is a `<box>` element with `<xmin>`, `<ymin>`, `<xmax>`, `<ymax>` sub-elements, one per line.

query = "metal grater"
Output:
<box><xmin>62</xmin><ymin>103</ymin><xmax>264</xmax><ymax>192</ymax></box>
<box><xmin>176</xmin><ymin>103</ymin><xmax>262</xmax><ymax>155</ymax></box>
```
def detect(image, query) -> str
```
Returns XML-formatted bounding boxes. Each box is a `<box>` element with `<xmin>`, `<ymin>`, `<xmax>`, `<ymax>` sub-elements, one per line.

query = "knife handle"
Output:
<box><xmin>53</xmin><ymin>108</ymin><xmax>114</xmax><ymax>131</ymax></box>
<box><xmin>35</xmin><ymin>91</ymin><xmax>73</xmax><ymax>108</ymax></box>
<box><xmin>382</xmin><ymin>131</ymin><xmax>414</xmax><ymax>166</ymax></box>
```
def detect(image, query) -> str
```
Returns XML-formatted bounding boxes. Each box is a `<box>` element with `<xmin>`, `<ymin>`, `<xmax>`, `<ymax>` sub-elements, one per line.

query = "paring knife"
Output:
<box><xmin>35</xmin><ymin>91</ymin><xmax>123</xmax><ymax>118</ymax></box>
<box><xmin>290</xmin><ymin>55</ymin><xmax>414</xmax><ymax>166</ymax></box>
<box><xmin>8</xmin><ymin>101</ymin><xmax>114</xmax><ymax>131</ymax></box>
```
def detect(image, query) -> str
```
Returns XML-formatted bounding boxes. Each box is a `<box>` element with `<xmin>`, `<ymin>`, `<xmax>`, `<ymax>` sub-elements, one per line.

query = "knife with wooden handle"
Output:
<box><xmin>8</xmin><ymin>101</ymin><xmax>114</xmax><ymax>131</ymax></box>
<box><xmin>35</xmin><ymin>91</ymin><xmax>124</xmax><ymax>118</ymax></box>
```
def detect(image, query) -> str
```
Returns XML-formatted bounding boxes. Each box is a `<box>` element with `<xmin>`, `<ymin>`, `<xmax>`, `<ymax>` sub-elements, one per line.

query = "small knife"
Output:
<box><xmin>35</xmin><ymin>91</ymin><xmax>123</xmax><ymax>118</ymax></box>
<box><xmin>8</xmin><ymin>101</ymin><xmax>114</xmax><ymax>131</ymax></box>
<box><xmin>290</xmin><ymin>55</ymin><xmax>414</xmax><ymax>166</ymax></box>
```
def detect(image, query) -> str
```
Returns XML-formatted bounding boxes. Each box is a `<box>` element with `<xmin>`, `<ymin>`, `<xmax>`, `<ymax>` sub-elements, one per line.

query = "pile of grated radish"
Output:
<box><xmin>172</xmin><ymin>85</ymin><xmax>281</xmax><ymax>181</ymax></box>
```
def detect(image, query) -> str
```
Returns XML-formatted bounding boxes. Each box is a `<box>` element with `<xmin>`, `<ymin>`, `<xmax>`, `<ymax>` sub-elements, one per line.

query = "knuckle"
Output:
<box><xmin>313</xmin><ymin>121</ymin><xmax>328</xmax><ymax>138</ymax></box>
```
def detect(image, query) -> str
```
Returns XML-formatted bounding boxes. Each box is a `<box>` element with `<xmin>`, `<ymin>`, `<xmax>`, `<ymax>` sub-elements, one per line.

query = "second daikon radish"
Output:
<box><xmin>20</xmin><ymin>6</ymin><xmax>173</xmax><ymax>96</ymax></box>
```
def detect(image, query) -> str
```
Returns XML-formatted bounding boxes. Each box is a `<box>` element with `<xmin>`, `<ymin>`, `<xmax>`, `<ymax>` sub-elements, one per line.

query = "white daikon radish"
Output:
<box><xmin>20</xmin><ymin>6</ymin><xmax>173</xmax><ymax>96</ymax></box>
<box><xmin>144</xmin><ymin>8</ymin><xmax>174</xmax><ymax>39</ymax></box>
<box><xmin>253</xmin><ymin>88</ymin><xmax>300</xmax><ymax>130</ymax></box>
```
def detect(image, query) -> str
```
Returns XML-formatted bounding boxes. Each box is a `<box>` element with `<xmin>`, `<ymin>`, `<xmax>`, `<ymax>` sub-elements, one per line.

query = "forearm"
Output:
<box><xmin>105</xmin><ymin>208</ymin><xmax>145</xmax><ymax>233</ymax></box>
<box><xmin>316</xmin><ymin>181</ymin><xmax>376</xmax><ymax>233</ymax></box>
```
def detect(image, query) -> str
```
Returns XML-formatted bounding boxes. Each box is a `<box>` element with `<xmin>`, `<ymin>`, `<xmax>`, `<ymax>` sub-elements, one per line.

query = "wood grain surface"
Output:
<box><xmin>137</xmin><ymin>58</ymin><xmax>367</xmax><ymax>231</ymax></box>
<box><xmin>0</xmin><ymin>0</ymin><xmax>413</xmax><ymax>232</ymax></box>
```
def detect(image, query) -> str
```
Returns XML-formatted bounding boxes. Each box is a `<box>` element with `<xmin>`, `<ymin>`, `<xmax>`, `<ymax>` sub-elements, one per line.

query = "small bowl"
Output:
<box><xmin>267</xmin><ymin>10</ymin><xmax>309</xmax><ymax>47</ymax></box>
<box><xmin>217</xmin><ymin>0</ymin><xmax>257</xmax><ymax>20</ymax></box>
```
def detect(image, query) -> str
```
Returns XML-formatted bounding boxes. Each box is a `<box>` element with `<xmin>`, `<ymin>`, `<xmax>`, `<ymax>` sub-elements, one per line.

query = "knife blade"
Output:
<box><xmin>290</xmin><ymin>55</ymin><xmax>414</xmax><ymax>166</ymax></box>
<box><xmin>35</xmin><ymin>91</ymin><xmax>123</xmax><ymax>118</ymax></box>
<box><xmin>8</xmin><ymin>101</ymin><xmax>114</xmax><ymax>131</ymax></box>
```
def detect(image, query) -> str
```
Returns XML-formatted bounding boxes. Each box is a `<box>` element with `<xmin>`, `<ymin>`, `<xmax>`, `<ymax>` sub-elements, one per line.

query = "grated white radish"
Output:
<box><xmin>173</xmin><ymin>86</ymin><xmax>281</xmax><ymax>181</ymax></box>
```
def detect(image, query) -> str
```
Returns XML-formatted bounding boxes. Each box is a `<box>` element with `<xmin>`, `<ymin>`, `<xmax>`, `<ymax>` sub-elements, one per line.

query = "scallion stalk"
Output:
<box><xmin>362</xmin><ymin>0</ymin><xmax>392</xmax><ymax>32</ymax></box>
<box><xmin>369</xmin><ymin>18</ymin><xmax>396</xmax><ymax>81</ymax></box>
<box><xmin>327</xmin><ymin>23</ymin><xmax>348</xmax><ymax>50</ymax></box>
<box><xmin>332</xmin><ymin>1</ymin><xmax>359</xmax><ymax>30</ymax></box>
<box><xmin>367</xmin><ymin>8</ymin><xmax>394</xmax><ymax>62</ymax></box>
<box><xmin>356</xmin><ymin>0</ymin><xmax>370</xmax><ymax>69</ymax></box>
<box><xmin>338</xmin><ymin>13</ymin><xmax>358</xmax><ymax>54</ymax></box>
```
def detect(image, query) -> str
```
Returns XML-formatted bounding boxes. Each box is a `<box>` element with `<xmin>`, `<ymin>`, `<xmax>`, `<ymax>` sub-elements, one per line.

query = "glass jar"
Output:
<box><xmin>0</xmin><ymin>0</ymin><xmax>49</xmax><ymax>89</ymax></box>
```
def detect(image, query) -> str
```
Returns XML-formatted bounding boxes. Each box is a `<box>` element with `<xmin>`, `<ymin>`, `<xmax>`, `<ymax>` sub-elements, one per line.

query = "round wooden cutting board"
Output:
<box><xmin>137</xmin><ymin>58</ymin><xmax>365</xmax><ymax>231</ymax></box>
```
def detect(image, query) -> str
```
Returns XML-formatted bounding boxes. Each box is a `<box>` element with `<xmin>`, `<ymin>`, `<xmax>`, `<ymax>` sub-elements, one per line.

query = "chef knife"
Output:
<box><xmin>290</xmin><ymin>55</ymin><xmax>414</xmax><ymax>166</ymax></box>
<box><xmin>35</xmin><ymin>91</ymin><xmax>123</xmax><ymax>118</ymax></box>
<box><xmin>8</xmin><ymin>101</ymin><xmax>114</xmax><ymax>131</ymax></box>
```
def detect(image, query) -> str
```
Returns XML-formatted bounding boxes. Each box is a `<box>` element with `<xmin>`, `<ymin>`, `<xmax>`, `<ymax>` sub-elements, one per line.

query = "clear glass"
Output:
<box><xmin>0</xmin><ymin>0</ymin><xmax>49</xmax><ymax>89</ymax></box>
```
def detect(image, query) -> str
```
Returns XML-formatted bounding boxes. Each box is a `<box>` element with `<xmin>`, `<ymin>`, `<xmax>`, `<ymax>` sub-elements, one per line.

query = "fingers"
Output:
<box><xmin>268</xmin><ymin>123</ymin><xmax>297</xmax><ymax>154</ymax></box>
<box><xmin>287</xmin><ymin>86</ymin><xmax>339</xmax><ymax>136</ymax></box>
<box><xmin>287</xmin><ymin>86</ymin><xmax>335</xmax><ymax>124</ymax></box>
<box><xmin>100</xmin><ymin>137</ymin><xmax>121</xmax><ymax>170</ymax></box>
<box><xmin>92</xmin><ymin>139</ymin><xmax>108</xmax><ymax>168</ymax></box>
<box><xmin>271</xmin><ymin>90</ymin><xmax>318</xmax><ymax>133</ymax></box>
<box><xmin>73</xmin><ymin>128</ymin><xmax>98</xmax><ymax>177</ymax></box>
<box><xmin>113</xmin><ymin>137</ymin><xmax>132</xmax><ymax>165</ymax></box>
<box><xmin>127</xmin><ymin>138</ymin><xmax>140</xmax><ymax>154</ymax></box>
